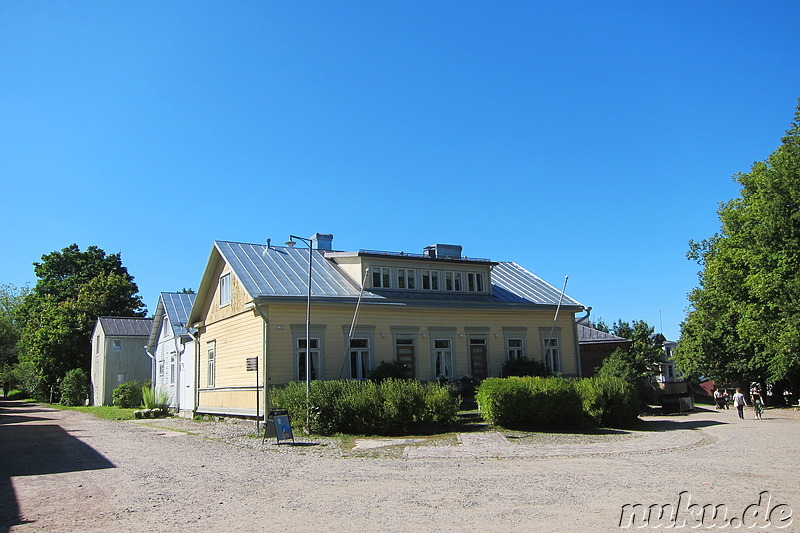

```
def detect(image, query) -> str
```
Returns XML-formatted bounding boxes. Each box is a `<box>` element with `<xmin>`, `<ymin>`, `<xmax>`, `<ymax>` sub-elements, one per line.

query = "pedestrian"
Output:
<box><xmin>713</xmin><ymin>388</ymin><xmax>724</xmax><ymax>409</ymax></box>
<box><xmin>2</xmin><ymin>382</ymin><xmax>8</xmax><ymax>398</ymax></box>
<box><xmin>751</xmin><ymin>389</ymin><xmax>764</xmax><ymax>420</ymax></box>
<box><xmin>733</xmin><ymin>387</ymin><xmax>747</xmax><ymax>419</ymax></box>
<box><xmin>723</xmin><ymin>389</ymin><xmax>730</xmax><ymax>409</ymax></box>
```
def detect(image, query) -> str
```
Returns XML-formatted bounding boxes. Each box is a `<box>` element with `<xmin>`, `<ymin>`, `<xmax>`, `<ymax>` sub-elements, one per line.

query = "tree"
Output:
<box><xmin>0</xmin><ymin>283</ymin><xmax>29</xmax><ymax>369</ymax></box>
<box><xmin>596</xmin><ymin>319</ymin><xmax>664</xmax><ymax>382</ymax></box>
<box><xmin>676</xmin><ymin>99</ymin><xmax>800</xmax><ymax>390</ymax></box>
<box><xmin>18</xmin><ymin>244</ymin><xmax>146</xmax><ymax>398</ymax></box>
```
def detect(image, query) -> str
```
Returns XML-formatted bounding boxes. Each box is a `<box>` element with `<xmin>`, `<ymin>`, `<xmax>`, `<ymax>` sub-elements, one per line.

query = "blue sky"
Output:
<box><xmin>1</xmin><ymin>1</ymin><xmax>799</xmax><ymax>342</ymax></box>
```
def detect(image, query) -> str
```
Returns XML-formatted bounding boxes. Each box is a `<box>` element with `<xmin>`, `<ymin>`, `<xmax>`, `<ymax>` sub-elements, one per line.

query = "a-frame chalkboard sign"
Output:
<box><xmin>263</xmin><ymin>408</ymin><xmax>294</xmax><ymax>444</ymax></box>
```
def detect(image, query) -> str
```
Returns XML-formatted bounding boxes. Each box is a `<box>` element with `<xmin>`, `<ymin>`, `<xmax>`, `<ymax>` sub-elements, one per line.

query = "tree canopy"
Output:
<box><xmin>19</xmin><ymin>244</ymin><xmax>146</xmax><ymax>395</ymax></box>
<box><xmin>676</xmin><ymin>100</ymin><xmax>800</xmax><ymax>388</ymax></box>
<box><xmin>595</xmin><ymin>319</ymin><xmax>664</xmax><ymax>382</ymax></box>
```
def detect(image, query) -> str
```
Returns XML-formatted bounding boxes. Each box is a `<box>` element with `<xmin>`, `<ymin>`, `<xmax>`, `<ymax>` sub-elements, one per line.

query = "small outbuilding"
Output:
<box><xmin>90</xmin><ymin>316</ymin><xmax>153</xmax><ymax>406</ymax></box>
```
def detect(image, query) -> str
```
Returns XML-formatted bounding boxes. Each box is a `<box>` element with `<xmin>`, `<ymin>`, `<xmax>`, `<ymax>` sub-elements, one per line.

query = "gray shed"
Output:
<box><xmin>90</xmin><ymin>317</ymin><xmax>153</xmax><ymax>406</ymax></box>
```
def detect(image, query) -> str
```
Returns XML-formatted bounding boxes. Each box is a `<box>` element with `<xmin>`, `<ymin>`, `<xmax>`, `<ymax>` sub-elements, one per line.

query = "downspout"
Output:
<box><xmin>186</xmin><ymin>327</ymin><xmax>201</xmax><ymax>418</ymax></box>
<box><xmin>253</xmin><ymin>303</ymin><xmax>270</xmax><ymax>430</ymax></box>
<box><xmin>145</xmin><ymin>346</ymin><xmax>156</xmax><ymax>391</ymax></box>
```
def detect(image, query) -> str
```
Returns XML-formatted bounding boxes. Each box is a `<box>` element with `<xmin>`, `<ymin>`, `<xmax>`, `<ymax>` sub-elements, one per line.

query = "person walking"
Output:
<box><xmin>733</xmin><ymin>388</ymin><xmax>747</xmax><ymax>419</ymax></box>
<box><xmin>751</xmin><ymin>388</ymin><xmax>764</xmax><ymax>420</ymax></box>
<box><xmin>714</xmin><ymin>388</ymin><xmax>724</xmax><ymax>409</ymax></box>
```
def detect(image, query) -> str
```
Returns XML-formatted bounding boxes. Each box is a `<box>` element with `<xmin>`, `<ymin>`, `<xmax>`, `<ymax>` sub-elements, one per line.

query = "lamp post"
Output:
<box><xmin>285</xmin><ymin>234</ymin><xmax>313</xmax><ymax>431</ymax></box>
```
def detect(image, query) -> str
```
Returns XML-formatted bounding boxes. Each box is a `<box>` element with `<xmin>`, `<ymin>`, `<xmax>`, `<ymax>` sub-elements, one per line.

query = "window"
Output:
<box><xmin>434</xmin><ymin>339</ymin><xmax>454</xmax><ymax>379</ymax></box>
<box><xmin>207</xmin><ymin>342</ymin><xmax>216</xmax><ymax>387</ymax></box>
<box><xmin>112</xmin><ymin>339</ymin><xmax>122</xmax><ymax>352</ymax></box>
<box><xmin>467</xmin><ymin>272</ymin><xmax>485</xmax><ymax>293</ymax></box>
<box><xmin>397</xmin><ymin>268</ymin><xmax>416</xmax><ymax>290</ymax></box>
<box><xmin>372</xmin><ymin>267</ymin><xmax>391</xmax><ymax>288</ymax></box>
<box><xmin>507</xmin><ymin>338</ymin><xmax>525</xmax><ymax>360</ymax></box>
<box><xmin>349</xmin><ymin>338</ymin><xmax>371</xmax><ymax>379</ymax></box>
<box><xmin>445</xmin><ymin>272</ymin><xmax>462</xmax><ymax>291</ymax></box>
<box><xmin>219</xmin><ymin>273</ymin><xmax>231</xmax><ymax>306</ymax></box>
<box><xmin>543</xmin><ymin>337</ymin><xmax>561</xmax><ymax>373</ymax></box>
<box><xmin>422</xmin><ymin>270</ymin><xmax>439</xmax><ymax>290</ymax></box>
<box><xmin>95</xmin><ymin>336</ymin><xmax>100</xmax><ymax>355</ymax></box>
<box><xmin>170</xmin><ymin>355</ymin><xmax>176</xmax><ymax>385</ymax></box>
<box><xmin>116</xmin><ymin>373</ymin><xmax>127</xmax><ymax>384</ymax></box>
<box><xmin>297</xmin><ymin>338</ymin><xmax>321</xmax><ymax>381</ymax></box>
<box><xmin>158</xmin><ymin>360</ymin><xmax>165</xmax><ymax>378</ymax></box>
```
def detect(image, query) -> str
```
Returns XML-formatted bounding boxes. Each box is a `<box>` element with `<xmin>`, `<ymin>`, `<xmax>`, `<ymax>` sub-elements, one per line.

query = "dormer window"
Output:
<box><xmin>422</xmin><ymin>270</ymin><xmax>440</xmax><ymax>290</ymax></box>
<box><xmin>467</xmin><ymin>272</ymin><xmax>485</xmax><ymax>293</ymax></box>
<box><xmin>397</xmin><ymin>268</ymin><xmax>416</xmax><ymax>289</ymax></box>
<box><xmin>372</xmin><ymin>267</ymin><xmax>391</xmax><ymax>288</ymax></box>
<box><xmin>445</xmin><ymin>271</ymin><xmax>462</xmax><ymax>291</ymax></box>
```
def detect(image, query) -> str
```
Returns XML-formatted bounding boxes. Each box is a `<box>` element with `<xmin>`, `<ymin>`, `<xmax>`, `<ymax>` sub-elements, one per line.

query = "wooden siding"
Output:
<box><xmin>91</xmin><ymin>329</ymin><xmax>152</xmax><ymax>406</ymax></box>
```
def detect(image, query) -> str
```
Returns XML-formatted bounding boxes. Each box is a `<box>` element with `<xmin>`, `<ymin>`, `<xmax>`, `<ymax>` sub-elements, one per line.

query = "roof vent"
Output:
<box><xmin>424</xmin><ymin>244</ymin><xmax>462</xmax><ymax>259</ymax></box>
<box><xmin>312</xmin><ymin>233</ymin><xmax>334</xmax><ymax>251</ymax></box>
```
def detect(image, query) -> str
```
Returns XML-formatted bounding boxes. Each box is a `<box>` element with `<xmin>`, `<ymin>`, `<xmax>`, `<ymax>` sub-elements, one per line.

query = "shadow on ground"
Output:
<box><xmin>0</xmin><ymin>400</ymin><xmax>115</xmax><ymax>531</ymax></box>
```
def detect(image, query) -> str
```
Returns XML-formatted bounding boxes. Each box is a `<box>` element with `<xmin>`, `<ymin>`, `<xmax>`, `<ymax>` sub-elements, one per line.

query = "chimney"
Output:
<box><xmin>311</xmin><ymin>233</ymin><xmax>334</xmax><ymax>251</ymax></box>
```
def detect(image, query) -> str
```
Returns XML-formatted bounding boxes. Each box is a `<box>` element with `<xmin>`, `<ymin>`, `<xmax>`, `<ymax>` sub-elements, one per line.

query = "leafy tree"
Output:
<box><xmin>0</xmin><ymin>283</ymin><xmax>29</xmax><ymax>369</ymax></box>
<box><xmin>597</xmin><ymin>320</ymin><xmax>664</xmax><ymax>382</ymax></box>
<box><xmin>18</xmin><ymin>244</ymin><xmax>146</xmax><ymax>398</ymax></box>
<box><xmin>676</xmin><ymin>100</ymin><xmax>800</xmax><ymax>390</ymax></box>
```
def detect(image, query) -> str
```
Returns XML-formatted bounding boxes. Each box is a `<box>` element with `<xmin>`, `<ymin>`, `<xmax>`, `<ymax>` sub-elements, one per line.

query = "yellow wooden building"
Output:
<box><xmin>187</xmin><ymin>235</ymin><xmax>585</xmax><ymax>418</ymax></box>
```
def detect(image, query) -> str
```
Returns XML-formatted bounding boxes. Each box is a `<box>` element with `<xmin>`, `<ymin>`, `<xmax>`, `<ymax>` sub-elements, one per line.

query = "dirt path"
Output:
<box><xmin>1</xmin><ymin>400</ymin><xmax>798</xmax><ymax>532</ymax></box>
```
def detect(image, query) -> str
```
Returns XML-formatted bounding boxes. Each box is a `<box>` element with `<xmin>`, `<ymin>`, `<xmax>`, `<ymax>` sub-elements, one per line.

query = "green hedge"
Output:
<box><xmin>270</xmin><ymin>379</ymin><xmax>460</xmax><ymax>435</ymax></box>
<box><xmin>476</xmin><ymin>375</ymin><xmax>638</xmax><ymax>429</ymax></box>
<box><xmin>60</xmin><ymin>368</ymin><xmax>89</xmax><ymax>406</ymax></box>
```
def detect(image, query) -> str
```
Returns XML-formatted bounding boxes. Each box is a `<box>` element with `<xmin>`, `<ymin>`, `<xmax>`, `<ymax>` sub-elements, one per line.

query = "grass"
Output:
<box><xmin>42</xmin><ymin>403</ymin><xmax>139</xmax><ymax>420</ymax></box>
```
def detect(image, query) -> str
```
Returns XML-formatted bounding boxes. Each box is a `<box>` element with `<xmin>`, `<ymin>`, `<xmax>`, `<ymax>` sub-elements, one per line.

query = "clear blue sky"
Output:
<box><xmin>2</xmin><ymin>2</ymin><xmax>799</xmax><ymax>342</ymax></box>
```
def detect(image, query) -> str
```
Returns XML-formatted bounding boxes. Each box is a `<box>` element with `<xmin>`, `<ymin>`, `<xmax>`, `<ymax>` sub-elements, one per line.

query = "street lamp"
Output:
<box><xmin>286</xmin><ymin>234</ymin><xmax>313</xmax><ymax>431</ymax></box>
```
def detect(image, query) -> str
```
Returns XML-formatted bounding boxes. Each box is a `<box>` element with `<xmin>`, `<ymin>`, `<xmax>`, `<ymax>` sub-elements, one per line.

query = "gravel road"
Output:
<box><xmin>1</xmin><ymin>399</ymin><xmax>798</xmax><ymax>532</ymax></box>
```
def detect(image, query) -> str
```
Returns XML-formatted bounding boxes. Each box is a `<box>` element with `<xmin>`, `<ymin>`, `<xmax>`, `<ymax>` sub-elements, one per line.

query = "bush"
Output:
<box><xmin>476</xmin><ymin>376</ymin><xmax>583</xmax><ymax>428</ymax></box>
<box><xmin>368</xmin><ymin>361</ymin><xmax>413</xmax><ymax>382</ymax></box>
<box><xmin>113</xmin><ymin>380</ymin><xmax>143</xmax><ymax>408</ymax></box>
<box><xmin>60</xmin><ymin>368</ymin><xmax>89</xmax><ymax>406</ymax></box>
<box><xmin>270</xmin><ymin>379</ymin><xmax>461</xmax><ymax>435</ymax></box>
<box><xmin>501</xmin><ymin>357</ymin><xmax>551</xmax><ymax>378</ymax></box>
<box><xmin>575</xmin><ymin>375</ymin><xmax>639</xmax><ymax>428</ymax></box>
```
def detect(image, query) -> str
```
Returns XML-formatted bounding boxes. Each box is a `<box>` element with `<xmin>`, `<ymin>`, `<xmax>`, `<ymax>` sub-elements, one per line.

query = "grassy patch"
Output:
<box><xmin>43</xmin><ymin>403</ymin><xmax>139</xmax><ymax>420</ymax></box>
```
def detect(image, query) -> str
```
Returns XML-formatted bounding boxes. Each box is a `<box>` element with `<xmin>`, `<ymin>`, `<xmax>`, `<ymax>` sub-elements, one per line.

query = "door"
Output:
<box><xmin>470</xmin><ymin>338</ymin><xmax>488</xmax><ymax>379</ymax></box>
<box><xmin>395</xmin><ymin>338</ymin><xmax>416</xmax><ymax>378</ymax></box>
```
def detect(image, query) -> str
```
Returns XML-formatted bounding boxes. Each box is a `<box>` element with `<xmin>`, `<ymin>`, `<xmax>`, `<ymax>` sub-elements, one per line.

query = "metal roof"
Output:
<box><xmin>210</xmin><ymin>241</ymin><xmax>582</xmax><ymax>309</ymax></box>
<box><xmin>161</xmin><ymin>292</ymin><xmax>196</xmax><ymax>336</ymax></box>
<box><xmin>98</xmin><ymin>317</ymin><xmax>153</xmax><ymax>337</ymax></box>
<box><xmin>577</xmin><ymin>323</ymin><xmax>631</xmax><ymax>344</ymax></box>
<box><xmin>215</xmin><ymin>241</ymin><xmax>365</xmax><ymax>299</ymax></box>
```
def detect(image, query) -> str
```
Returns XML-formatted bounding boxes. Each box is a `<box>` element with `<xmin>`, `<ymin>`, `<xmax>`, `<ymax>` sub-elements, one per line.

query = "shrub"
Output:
<box><xmin>501</xmin><ymin>357</ymin><xmax>551</xmax><ymax>378</ymax></box>
<box><xmin>270</xmin><ymin>379</ymin><xmax>460</xmax><ymax>435</ymax></box>
<box><xmin>575</xmin><ymin>375</ymin><xmax>639</xmax><ymax>428</ymax></box>
<box><xmin>60</xmin><ymin>368</ymin><xmax>89</xmax><ymax>406</ymax></box>
<box><xmin>368</xmin><ymin>361</ymin><xmax>413</xmax><ymax>382</ymax></box>
<box><xmin>113</xmin><ymin>380</ymin><xmax>142</xmax><ymax>408</ymax></box>
<box><xmin>476</xmin><ymin>376</ymin><xmax>583</xmax><ymax>428</ymax></box>
<box><xmin>141</xmin><ymin>384</ymin><xmax>171</xmax><ymax>414</ymax></box>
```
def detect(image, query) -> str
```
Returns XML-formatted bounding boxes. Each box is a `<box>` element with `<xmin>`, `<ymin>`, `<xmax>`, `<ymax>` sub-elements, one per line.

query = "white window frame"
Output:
<box><xmin>372</xmin><ymin>267</ymin><xmax>392</xmax><ymax>289</ymax></box>
<box><xmin>349</xmin><ymin>338</ymin><xmax>371</xmax><ymax>379</ymax></box>
<box><xmin>169</xmin><ymin>354</ymin><xmax>176</xmax><ymax>385</ymax></box>
<box><xmin>207</xmin><ymin>342</ymin><xmax>216</xmax><ymax>388</ymax></box>
<box><xmin>467</xmin><ymin>272</ymin><xmax>485</xmax><ymax>293</ymax></box>
<box><xmin>397</xmin><ymin>268</ymin><xmax>416</xmax><ymax>290</ymax></box>
<box><xmin>422</xmin><ymin>270</ymin><xmax>440</xmax><ymax>291</ymax></box>
<box><xmin>433</xmin><ymin>338</ymin><xmax>454</xmax><ymax>379</ymax></box>
<box><xmin>507</xmin><ymin>337</ymin><xmax>525</xmax><ymax>360</ymax></box>
<box><xmin>297</xmin><ymin>337</ymin><xmax>322</xmax><ymax>381</ymax></box>
<box><xmin>219</xmin><ymin>273</ymin><xmax>231</xmax><ymax>307</ymax></box>
<box><xmin>543</xmin><ymin>336</ymin><xmax>561</xmax><ymax>373</ymax></box>
<box><xmin>112</xmin><ymin>339</ymin><xmax>122</xmax><ymax>352</ymax></box>
<box><xmin>445</xmin><ymin>271</ymin><xmax>463</xmax><ymax>291</ymax></box>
